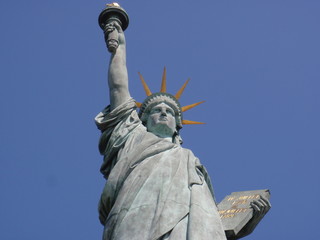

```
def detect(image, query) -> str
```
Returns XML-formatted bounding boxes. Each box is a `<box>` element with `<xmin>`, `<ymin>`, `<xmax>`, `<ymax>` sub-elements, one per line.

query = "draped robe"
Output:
<box><xmin>95</xmin><ymin>98</ymin><xmax>226</xmax><ymax>240</ymax></box>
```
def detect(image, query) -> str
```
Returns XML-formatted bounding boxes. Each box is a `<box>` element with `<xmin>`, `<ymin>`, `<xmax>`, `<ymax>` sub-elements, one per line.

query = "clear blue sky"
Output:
<box><xmin>1</xmin><ymin>0</ymin><xmax>319</xmax><ymax>239</ymax></box>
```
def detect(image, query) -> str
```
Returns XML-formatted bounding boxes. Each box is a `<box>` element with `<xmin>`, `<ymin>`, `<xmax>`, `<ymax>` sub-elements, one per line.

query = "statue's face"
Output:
<box><xmin>146</xmin><ymin>102</ymin><xmax>176</xmax><ymax>138</ymax></box>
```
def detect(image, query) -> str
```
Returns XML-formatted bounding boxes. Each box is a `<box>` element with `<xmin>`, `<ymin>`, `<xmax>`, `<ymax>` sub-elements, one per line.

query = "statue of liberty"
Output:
<box><xmin>95</xmin><ymin>4</ymin><xmax>270</xmax><ymax>240</ymax></box>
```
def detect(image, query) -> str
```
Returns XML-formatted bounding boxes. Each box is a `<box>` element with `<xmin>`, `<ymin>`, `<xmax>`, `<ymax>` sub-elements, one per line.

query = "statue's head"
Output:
<box><xmin>136</xmin><ymin>68</ymin><xmax>205</xmax><ymax>141</ymax></box>
<box><xmin>139</xmin><ymin>93</ymin><xmax>182</xmax><ymax>138</ymax></box>
<box><xmin>146</xmin><ymin>102</ymin><xmax>177</xmax><ymax>138</ymax></box>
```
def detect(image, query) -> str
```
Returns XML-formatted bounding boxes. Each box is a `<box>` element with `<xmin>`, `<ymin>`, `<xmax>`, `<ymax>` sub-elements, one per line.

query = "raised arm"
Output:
<box><xmin>105</xmin><ymin>21</ymin><xmax>131</xmax><ymax>110</ymax></box>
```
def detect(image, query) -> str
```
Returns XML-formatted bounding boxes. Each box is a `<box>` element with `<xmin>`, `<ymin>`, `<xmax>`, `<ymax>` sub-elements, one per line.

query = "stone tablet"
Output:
<box><xmin>217</xmin><ymin>189</ymin><xmax>270</xmax><ymax>238</ymax></box>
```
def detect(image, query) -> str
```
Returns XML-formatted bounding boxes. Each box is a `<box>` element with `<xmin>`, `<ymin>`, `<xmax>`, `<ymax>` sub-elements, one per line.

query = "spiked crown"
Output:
<box><xmin>136</xmin><ymin>67</ymin><xmax>205</xmax><ymax>130</ymax></box>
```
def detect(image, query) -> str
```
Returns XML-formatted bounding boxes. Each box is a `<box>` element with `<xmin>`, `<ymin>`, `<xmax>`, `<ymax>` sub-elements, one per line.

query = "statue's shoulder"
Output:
<box><xmin>177</xmin><ymin>145</ymin><xmax>197</xmax><ymax>158</ymax></box>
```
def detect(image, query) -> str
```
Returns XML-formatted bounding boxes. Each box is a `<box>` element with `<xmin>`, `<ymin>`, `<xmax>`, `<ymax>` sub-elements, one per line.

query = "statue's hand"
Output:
<box><xmin>250</xmin><ymin>196</ymin><xmax>271</xmax><ymax>222</ymax></box>
<box><xmin>231</xmin><ymin>196</ymin><xmax>271</xmax><ymax>239</ymax></box>
<box><xmin>104</xmin><ymin>21</ymin><xmax>126</xmax><ymax>52</ymax></box>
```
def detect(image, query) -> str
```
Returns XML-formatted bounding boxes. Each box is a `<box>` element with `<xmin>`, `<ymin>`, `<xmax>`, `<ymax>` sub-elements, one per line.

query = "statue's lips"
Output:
<box><xmin>158</xmin><ymin>117</ymin><xmax>168</xmax><ymax>121</ymax></box>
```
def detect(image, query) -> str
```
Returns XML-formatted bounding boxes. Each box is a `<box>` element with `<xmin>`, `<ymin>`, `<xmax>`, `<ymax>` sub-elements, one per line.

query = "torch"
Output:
<box><xmin>98</xmin><ymin>3</ymin><xmax>129</xmax><ymax>53</ymax></box>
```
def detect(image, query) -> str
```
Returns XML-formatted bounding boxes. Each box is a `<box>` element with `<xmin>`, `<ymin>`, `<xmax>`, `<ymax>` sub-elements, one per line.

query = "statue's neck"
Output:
<box><xmin>153</xmin><ymin>132</ymin><xmax>173</xmax><ymax>143</ymax></box>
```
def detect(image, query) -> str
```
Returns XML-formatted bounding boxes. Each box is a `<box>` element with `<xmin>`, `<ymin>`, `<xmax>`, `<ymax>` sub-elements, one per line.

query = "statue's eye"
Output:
<box><xmin>166</xmin><ymin>109</ymin><xmax>174</xmax><ymax>115</ymax></box>
<box><xmin>152</xmin><ymin>108</ymin><xmax>161</xmax><ymax>113</ymax></box>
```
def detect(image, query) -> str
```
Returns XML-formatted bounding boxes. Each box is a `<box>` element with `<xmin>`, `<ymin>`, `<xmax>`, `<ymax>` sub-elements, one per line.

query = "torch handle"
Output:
<box><xmin>105</xmin><ymin>24</ymin><xmax>119</xmax><ymax>53</ymax></box>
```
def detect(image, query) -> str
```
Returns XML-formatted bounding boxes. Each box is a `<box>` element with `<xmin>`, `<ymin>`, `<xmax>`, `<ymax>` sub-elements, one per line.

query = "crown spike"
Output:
<box><xmin>135</xmin><ymin>102</ymin><xmax>142</xmax><ymax>108</ymax></box>
<box><xmin>182</xmin><ymin>120</ymin><xmax>205</xmax><ymax>125</ymax></box>
<box><xmin>138</xmin><ymin>72</ymin><xmax>152</xmax><ymax>96</ymax></box>
<box><xmin>175</xmin><ymin>78</ymin><xmax>190</xmax><ymax>100</ymax></box>
<box><xmin>181</xmin><ymin>101</ymin><xmax>205</xmax><ymax>112</ymax></box>
<box><xmin>160</xmin><ymin>67</ymin><xmax>167</xmax><ymax>93</ymax></box>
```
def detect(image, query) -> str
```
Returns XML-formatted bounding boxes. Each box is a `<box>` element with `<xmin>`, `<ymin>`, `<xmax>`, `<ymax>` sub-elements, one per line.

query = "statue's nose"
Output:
<box><xmin>161</xmin><ymin>109</ymin><xmax>167</xmax><ymax>116</ymax></box>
